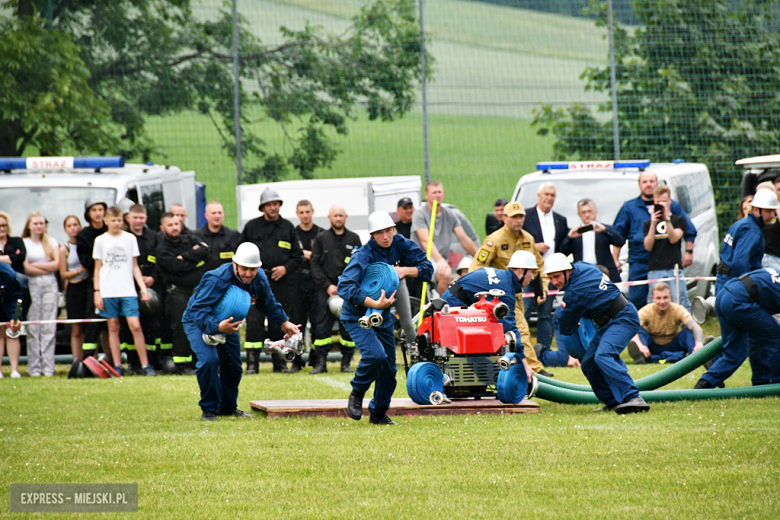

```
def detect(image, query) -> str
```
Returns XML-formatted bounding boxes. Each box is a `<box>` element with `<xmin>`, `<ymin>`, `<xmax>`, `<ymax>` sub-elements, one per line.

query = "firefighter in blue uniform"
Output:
<box><xmin>182</xmin><ymin>243</ymin><xmax>300</xmax><ymax>421</ymax></box>
<box><xmin>442</xmin><ymin>250</ymin><xmax>539</xmax><ymax>383</ymax></box>
<box><xmin>339</xmin><ymin>211</ymin><xmax>433</xmax><ymax>426</ymax></box>
<box><xmin>544</xmin><ymin>253</ymin><xmax>650</xmax><ymax>414</ymax></box>
<box><xmin>696</xmin><ymin>267</ymin><xmax>780</xmax><ymax>389</ymax></box>
<box><xmin>715</xmin><ymin>189</ymin><xmax>779</xmax><ymax>294</ymax></box>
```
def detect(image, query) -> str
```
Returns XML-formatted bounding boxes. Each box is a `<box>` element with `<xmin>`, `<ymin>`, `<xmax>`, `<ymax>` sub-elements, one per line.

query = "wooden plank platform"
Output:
<box><xmin>249</xmin><ymin>397</ymin><xmax>539</xmax><ymax>418</ymax></box>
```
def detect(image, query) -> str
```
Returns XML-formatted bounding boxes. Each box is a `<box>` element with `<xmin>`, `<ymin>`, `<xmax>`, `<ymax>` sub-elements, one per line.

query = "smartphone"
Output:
<box><xmin>653</xmin><ymin>203</ymin><xmax>664</xmax><ymax>215</ymax></box>
<box><xmin>577</xmin><ymin>224</ymin><xmax>594</xmax><ymax>234</ymax></box>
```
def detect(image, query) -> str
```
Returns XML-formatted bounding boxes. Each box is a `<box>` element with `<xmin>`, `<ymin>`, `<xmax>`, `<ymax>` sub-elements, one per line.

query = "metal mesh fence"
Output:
<box><xmin>8</xmin><ymin>0</ymin><xmax>780</xmax><ymax>236</ymax></box>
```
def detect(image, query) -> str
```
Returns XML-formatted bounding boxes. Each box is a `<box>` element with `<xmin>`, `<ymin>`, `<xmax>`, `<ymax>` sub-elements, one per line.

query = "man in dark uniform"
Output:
<box><xmin>239</xmin><ymin>188</ymin><xmax>304</xmax><ymax>373</ymax></box>
<box><xmin>294</xmin><ymin>200</ymin><xmax>324</xmax><ymax>371</ymax></box>
<box><xmin>76</xmin><ymin>196</ymin><xmax>108</xmax><ymax>359</ymax></box>
<box><xmin>310</xmin><ymin>204</ymin><xmax>362</xmax><ymax>374</ymax></box>
<box><xmin>156</xmin><ymin>212</ymin><xmax>210</xmax><ymax>374</ymax></box>
<box><xmin>125</xmin><ymin>204</ymin><xmax>162</xmax><ymax>370</ymax></box>
<box><xmin>194</xmin><ymin>201</ymin><xmax>240</xmax><ymax>273</ymax></box>
<box><xmin>394</xmin><ymin>197</ymin><xmax>414</xmax><ymax>240</ymax></box>
<box><xmin>183</xmin><ymin>242</ymin><xmax>301</xmax><ymax>421</ymax></box>
<box><xmin>169</xmin><ymin>204</ymin><xmax>192</xmax><ymax>235</ymax></box>
<box><xmin>545</xmin><ymin>253</ymin><xmax>650</xmax><ymax>414</ymax></box>
<box><xmin>696</xmin><ymin>267</ymin><xmax>780</xmax><ymax>389</ymax></box>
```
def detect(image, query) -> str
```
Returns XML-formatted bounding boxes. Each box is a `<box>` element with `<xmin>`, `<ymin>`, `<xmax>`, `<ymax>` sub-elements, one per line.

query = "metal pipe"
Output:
<box><xmin>607</xmin><ymin>0</ymin><xmax>620</xmax><ymax>161</ymax></box>
<box><xmin>418</xmin><ymin>0</ymin><xmax>430</xmax><ymax>184</ymax></box>
<box><xmin>232</xmin><ymin>0</ymin><xmax>243</xmax><ymax>186</ymax></box>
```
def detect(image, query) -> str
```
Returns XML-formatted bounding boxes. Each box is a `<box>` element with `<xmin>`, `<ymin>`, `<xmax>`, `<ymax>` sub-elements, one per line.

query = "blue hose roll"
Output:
<box><xmin>497</xmin><ymin>363</ymin><xmax>527</xmax><ymax>404</ymax></box>
<box><xmin>360</xmin><ymin>262</ymin><xmax>400</xmax><ymax>301</ymax></box>
<box><xmin>407</xmin><ymin>362</ymin><xmax>445</xmax><ymax>405</ymax></box>
<box><xmin>213</xmin><ymin>286</ymin><xmax>252</xmax><ymax>322</ymax></box>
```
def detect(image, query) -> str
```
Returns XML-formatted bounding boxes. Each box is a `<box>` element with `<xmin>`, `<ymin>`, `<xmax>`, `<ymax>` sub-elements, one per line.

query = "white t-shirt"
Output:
<box><xmin>92</xmin><ymin>231</ymin><xmax>140</xmax><ymax>298</ymax></box>
<box><xmin>23</xmin><ymin>236</ymin><xmax>59</xmax><ymax>280</ymax></box>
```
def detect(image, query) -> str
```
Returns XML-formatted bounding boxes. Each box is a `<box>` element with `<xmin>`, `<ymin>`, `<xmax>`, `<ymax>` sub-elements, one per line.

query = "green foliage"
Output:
<box><xmin>3</xmin><ymin>0</ymin><xmax>429</xmax><ymax>181</ymax></box>
<box><xmin>0</xmin><ymin>15</ymin><xmax>120</xmax><ymax>156</ymax></box>
<box><xmin>532</xmin><ymin>0</ymin><xmax>780</xmax><ymax>227</ymax></box>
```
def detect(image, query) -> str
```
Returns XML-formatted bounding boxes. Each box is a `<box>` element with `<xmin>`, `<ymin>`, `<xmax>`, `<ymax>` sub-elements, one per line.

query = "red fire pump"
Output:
<box><xmin>406</xmin><ymin>289</ymin><xmax>522</xmax><ymax>401</ymax></box>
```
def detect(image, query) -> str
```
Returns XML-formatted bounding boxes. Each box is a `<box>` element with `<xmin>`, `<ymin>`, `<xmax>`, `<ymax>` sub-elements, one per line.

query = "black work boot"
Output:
<box><xmin>289</xmin><ymin>354</ymin><xmax>305</xmax><ymax>373</ymax></box>
<box><xmin>340</xmin><ymin>346</ymin><xmax>355</xmax><ymax>373</ymax></box>
<box><xmin>627</xmin><ymin>340</ymin><xmax>646</xmax><ymax>365</ymax></box>
<box><xmin>614</xmin><ymin>396</ymin><xmax>650</xmax><ymax>414</ymax></box>
<box><xmin>272</xmin><ymin>352</ymin><xmax>292</xmax><ymax>373</ymax></box>
<box><xmin>246</xmin><ymin>349</ymin><xmax>259</xmax><ymax>375</ymax></box>
<box><xmin>694</xmin><ymin>378</ymin><xmax>715</xmax><ymax>389</ymax></box>
<box><xmin>347</xmin><ymin>390</ymin><xmax>365</xmax><ymax>420</ymax></box>
<box><xmin>310</xmin><ymin>348</ymin><xmax>328</xmax><ymax>375</ymax></box>
<box><xmin>369</xmin><ymin>413</ymin><xmax>397</xmax><ymax>426</ymax></box>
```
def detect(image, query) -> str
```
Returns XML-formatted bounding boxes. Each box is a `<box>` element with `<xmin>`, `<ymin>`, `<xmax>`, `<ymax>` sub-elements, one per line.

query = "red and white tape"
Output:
<box><xmin>0</xmin><ymin>318</ymin><xmax>108</xmax><ymax>326</ymax></box>
<box><xmin>520</xmin><ymin>276</ymin><xmax>716</xmax><ymax>298</ymax></box>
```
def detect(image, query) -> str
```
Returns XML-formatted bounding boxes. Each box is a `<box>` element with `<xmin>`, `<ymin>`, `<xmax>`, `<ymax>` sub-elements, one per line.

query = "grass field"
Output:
<box><xmin>2</xmin><ymin>339</ymin><xmax>779</xmax><ymax>519</ymax></box>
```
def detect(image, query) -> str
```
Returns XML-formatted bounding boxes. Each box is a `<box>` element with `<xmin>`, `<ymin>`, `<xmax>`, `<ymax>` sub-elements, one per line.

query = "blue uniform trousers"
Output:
<box><xmin>627</xmin><ymin>262</ymin><xmax>648</xmax><ymax>310</ymax></box>
<box><xmin>545</xmin><ymin>315</ymin><xmax>594</xmax><ymax>366</ymax></box>
<box><xmin>638</xmin><ymin>327</ymin><xmax>694</xmax><ymax>364</ymax></box>
<box><xmin>523</xmin><ymin>282</ymin><xmax>554</xmax><ymax>347</ymax></box>
<box><xmin>343</xmin><ymin>319</ymin><xmax>397</xmax><ymax>416</ymax></box>
<box><xmin>581</xmin><ymin>304</ymin><xmax>641</xmax><ymax>407</ymax></box>
<box><xmin>707</xmin><ymin>285</ymin><xmax>780</xmax><ymax>387</ymax></box>
<box><xmin>184</xmin><ymin>321</ymin><xmax>243</xmax><ymax>413</ymax></box>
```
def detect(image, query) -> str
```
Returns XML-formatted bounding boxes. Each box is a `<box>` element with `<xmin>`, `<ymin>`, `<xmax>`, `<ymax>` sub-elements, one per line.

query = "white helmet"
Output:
<box><xmin>508</xmin><ymin>250</ymin><xmax>537</xmax><ymax>269</ymax></box>
<box><xmin>367</xmin><ymin>211</ymin><xmax>396</xmax><ymax>234</ymax></box>
<box><xmin>543</xmin><ymin>253</ymin><xmax>572</xmax><ymax>274</ymax></box>
<box><xmin>117</xmin><ymin>197</ymin><xmax>135</xmax><ymax>215</ymax></box>
<box><xmin>456</xmin><ymin>255</ymin><xmax>473</xmax><ymax>273</ymax></box>
<box><xmin>233</xmin><ymin>243</ymin><xmax>262</xmax><ymax>268</ymax></box>
<box><xmin>751</xmin><ymin>188</ymin><xmax>779</xmax><ymax>210</ymax></box>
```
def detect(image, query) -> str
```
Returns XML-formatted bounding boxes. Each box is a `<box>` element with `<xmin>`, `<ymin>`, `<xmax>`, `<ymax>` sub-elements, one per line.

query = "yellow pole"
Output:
<box><xmin>418</xmin><ymin>200</ymin><xmax>438</xmax><ymax>328</ymax></box>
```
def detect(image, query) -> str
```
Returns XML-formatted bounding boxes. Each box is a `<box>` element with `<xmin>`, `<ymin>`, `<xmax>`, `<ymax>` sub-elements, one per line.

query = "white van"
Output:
<box><xmin>236</xmin><ymin>176</ymin><xmax>422</xmax><ymax>243</ymax></box>
<box><xmin>0</xmin><ymin>157</ymin><xmax>202</xmax><ymax>244</ymax></box>
<box><xmin>511</xmin><ymin>159</ymin><xmax>720</xmax><ymax>298</ymax></box>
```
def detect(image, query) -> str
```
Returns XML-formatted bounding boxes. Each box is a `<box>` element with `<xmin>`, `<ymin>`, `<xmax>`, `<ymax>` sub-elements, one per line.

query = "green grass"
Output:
<box><xmin>2</xmin><ymin>334</ymin><xmax>779</xmax><ymax>519</ymax></box>
<box><xmin>145</xmin><ymin>110</ymin><xmax>554</xmax><ymax>235</ymax></box>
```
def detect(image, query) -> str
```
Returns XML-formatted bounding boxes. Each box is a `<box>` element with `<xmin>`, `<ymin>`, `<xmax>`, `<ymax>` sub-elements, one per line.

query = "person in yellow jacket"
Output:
<box><xmin>469</xmin><ymin>201</ymin><xmax>553</xmax><ymax>377</ymax></box>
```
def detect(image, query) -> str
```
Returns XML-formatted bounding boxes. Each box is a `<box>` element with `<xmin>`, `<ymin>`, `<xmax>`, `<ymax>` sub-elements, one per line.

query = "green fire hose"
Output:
<box><xmin>536</xmin><ymin>336</ymin><xmax>724</xmax><ymax>393</ymax></box>
<box><xmin>536</xmin><ymin>381</ymin><xmax>780</xmax><ymax>405</ymax></box>
<box><xmin>533</xmin><ymin>336</ymin><xmax>780</xmax><ymax>404</ymax></box>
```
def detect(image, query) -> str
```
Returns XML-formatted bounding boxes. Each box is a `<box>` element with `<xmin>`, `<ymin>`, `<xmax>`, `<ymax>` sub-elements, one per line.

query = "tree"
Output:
<box><xmin>532</xmin><ymin>0</ymin><xmax>780</xmax><ymax>224</ymax></box>
<box><xmin>3</xmin><ymin>0</ymin><xmax>430</xmax><ymax>182</ymax></box>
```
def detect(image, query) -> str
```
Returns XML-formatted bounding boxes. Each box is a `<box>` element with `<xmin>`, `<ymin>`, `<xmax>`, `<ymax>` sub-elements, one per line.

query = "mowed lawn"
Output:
<box><xmin>1</xmin><ymin>349</ymin><xmax>779</xmax><ymax>519</ymax></box>
<box><xmin>145</xmin><ymin>110</ymin><xmax>553</xmax><ymax>235</ymax></box>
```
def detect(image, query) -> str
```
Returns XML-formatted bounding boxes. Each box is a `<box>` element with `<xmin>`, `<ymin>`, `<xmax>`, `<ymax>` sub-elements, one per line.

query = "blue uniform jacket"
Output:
<box><xmin>728</xmin><ymin>267</ymin><xmax>780</xmax><ymax>315</ymax></box>
<box><xmin>613</xmin><ymin>195</ymin><xmax>696</xmax><ymax>264</ymax></box>
<box><xmin>338</xmin><ymin>234</ymin><xmax>433</xmax><ymax>322</ymax></box>
<box><xmin>182</xmin><ymin>263</ymin><xmax>288</xmax><ymax>335</ymax></box>
<box><xmin>0</xmin><ymin>262</ymin><xmax>23</xmax><ymax>319</ymax></box>
<box><xmin>442</xmin><ymin>267</ymin><xmax>524</xmax><ymax>338</ymax></box>
<box><xmin>559</xmin><ymin>224</ymin><xmax>625</xmax><ymax>282</ymax></box>
<box><xmin>719</xmin><ymin>214</ymin><xmax>764</xmax><ymax>278</ymax></box>
<box><xmin>557</xmin><ymin>262</ymin><xmax>623</xmax><ymax>335</ymax></box>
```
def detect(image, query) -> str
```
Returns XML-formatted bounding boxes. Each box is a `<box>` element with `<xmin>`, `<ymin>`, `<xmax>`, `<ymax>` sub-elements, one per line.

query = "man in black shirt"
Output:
<box><xmin>76</xmin><ymin>196</ymin><xmax>108</xmax><ymax>359</ymax></box>
<box><xmin>395</xmin><ymin>197</ymin><xmax>414</xmax><ymax>239</ymax></box>
<box><xmin>156</xmin><ymin>212</ymin><xmax>210</xmax><ymax>374</ymax></box>
<box><xmin>310</xmin><ymin>204</ymin><xmax>362</xmax><ymax>374</ymax></box>
<box><xmin>294</xmin><ymin>200</ymin><xmax>323</xmax><ymax>372</ymax></box>
<box><xmin>239</xmin><ymin>188</ymin><xmax>304</xmax><ymax>373</ymax></box>
<box><xmin>169</xmin><ymin>204</ymin><xmax>192</xmax><ymax>235</ymax></box>
<box><xmin>486</xmin><ymin>197</ymin><xmax>509</xmax><ymax>236</ymax></box>
<box><xmin>194</xmin><ymin>202</ymin><xmax>240</xmax><ymax>272</ymax></box>
<box><xmin>642</xmin><ymin>185</ymin><xmax>690</xmax><ymax>310</ymax></box>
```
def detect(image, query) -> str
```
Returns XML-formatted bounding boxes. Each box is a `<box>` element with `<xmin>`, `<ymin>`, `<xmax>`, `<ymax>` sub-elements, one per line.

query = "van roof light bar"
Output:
<box><xmin>0</xmin><ymin>156</ymin><xmax>125</xmax><ymax>171</ymax></box>
<box><xmin>536</xmin><ymin>159</ymin><xmax>650</xmax><ymax>172</ymax></box>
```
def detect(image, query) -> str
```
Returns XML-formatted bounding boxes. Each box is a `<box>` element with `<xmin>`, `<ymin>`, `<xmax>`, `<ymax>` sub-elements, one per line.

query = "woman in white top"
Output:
<box><xmin>59</xmin><ymin>215</ymin><xmax>88</xmax><ymax>362</ymax></box>
<box><xmin>22</xmin><ymin>211</ymin><xmax>59</xmax><ymax>377</ymax></box>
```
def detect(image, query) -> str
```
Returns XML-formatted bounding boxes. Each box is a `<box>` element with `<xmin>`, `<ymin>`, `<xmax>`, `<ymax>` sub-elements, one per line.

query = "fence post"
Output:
<box><xmin>232</xmin><ymin>0</ymin><xmax>243</xmax><ymax>186</ymax></box>
<box><xmin>607</xmin><ymin>0</ymin><xmax>620</xmax><ymax>162</ymax></box>
<box><xmin>418</xmin><ymin>0</ymin><xmax>430</xmax><ymax>185</ymax></box>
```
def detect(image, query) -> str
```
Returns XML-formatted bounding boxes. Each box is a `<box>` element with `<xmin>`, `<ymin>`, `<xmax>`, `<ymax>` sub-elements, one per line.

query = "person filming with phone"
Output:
<box><xmin>560</xmin><ymin>198</ymin><xmax>625</xmax><ymax>283</ymax></box>
<box><xmin>642</xmin><ymin>186</ymin><xmax>690</xmax><ymax>311</ymax></box>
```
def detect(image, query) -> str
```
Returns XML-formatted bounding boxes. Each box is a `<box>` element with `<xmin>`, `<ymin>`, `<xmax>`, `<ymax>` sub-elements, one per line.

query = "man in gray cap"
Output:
<box><xmin>238</xmin><ymin>188</ymin><xmax>304</xmax><ymax>373</ymax></box>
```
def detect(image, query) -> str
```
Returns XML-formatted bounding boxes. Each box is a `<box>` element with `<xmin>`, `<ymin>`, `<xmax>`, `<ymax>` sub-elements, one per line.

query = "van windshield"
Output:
<box><xmin>516</xmin><ymin>178</ymin><xmax>639</xmax><ymax>226</ymax></box>
<box><xmin>0</xmin><ymin>187</ymin><xmax>117</xmax><ymax>245</ymax></box>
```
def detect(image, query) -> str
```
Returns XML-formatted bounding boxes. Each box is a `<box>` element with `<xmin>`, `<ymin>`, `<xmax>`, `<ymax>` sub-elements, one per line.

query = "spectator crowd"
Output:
<box><xmin>2</xmin><ymin>171</ymin><xmax>779</xmax><ymax>383</ymax></box>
